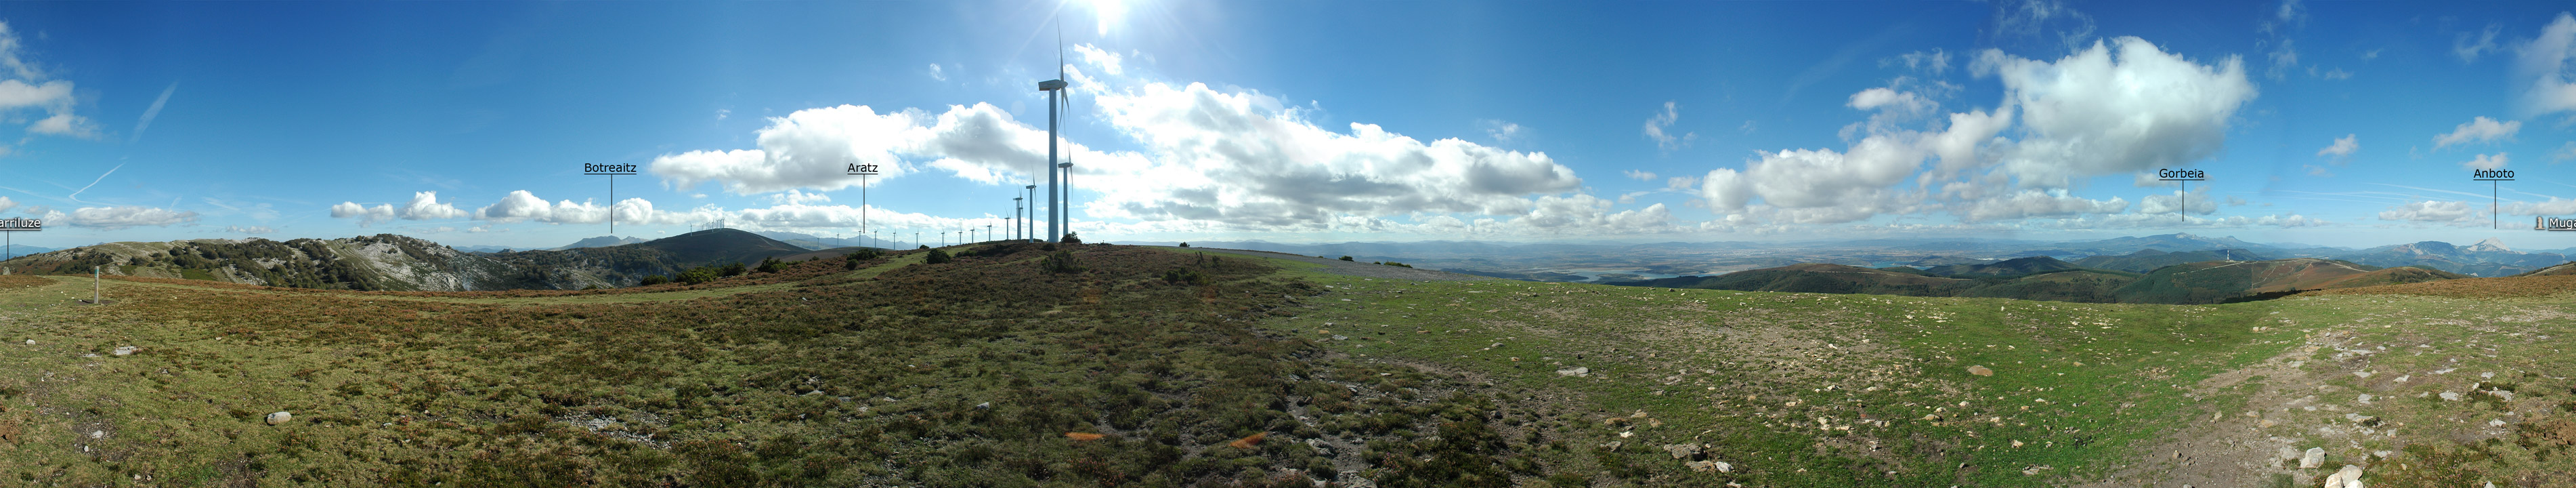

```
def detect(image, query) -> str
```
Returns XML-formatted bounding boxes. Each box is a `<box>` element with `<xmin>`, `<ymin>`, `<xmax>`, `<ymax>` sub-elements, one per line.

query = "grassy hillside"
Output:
<box><xmin>1</xmin><ymin>244</ymin><xmax>2569</xmax><ymax>487</ymax></box>
<box><xmin>631</xmin><ymin>228</ymin><xmax>811</xmax><ymax>266</ymax></box>
<box><xmin>2071</xmin><ymin>249</ymin><xmax>2268</xmax><ymax>274</ymax></box>
<box><xmin>1921</xmin><ymin>256</ymin><xmax>2081</xmax><ymax>278</ymax></box>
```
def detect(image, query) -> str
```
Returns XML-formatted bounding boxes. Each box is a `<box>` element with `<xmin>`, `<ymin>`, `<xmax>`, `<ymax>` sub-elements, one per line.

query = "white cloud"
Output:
<box><xmin>1622</xmin><ymin>169</ymin><xmax>1657</xmax><ymax>182</ymax></box>
<box><xmin>58</xmin><ymin>205</ymin><xmax>198</xmax><ymax>230</ymax></box>
<box><xmin>926</xmin><ymin>63</ymin><xmax>946</xmax><ymax>81</ymax></box>
<box><xmin>2432</xmin><ymin>116</ymin><xmax>2520</xmax><ymax>148</ymax></box>
<box><xmin>1479</xmin><ymin>119</ymin><xmax>1524</xmax><ymax>142</ymax></box>
<box><xmin>1642</xmin><ymin>101</ymin><xmax>1695</xmax><ymax>151</ymax></box>
<box><xmin>476</xmin><ymin>190</ymin><xmax>609</xmax><ymax>224</ymax></box>
<box><xmin>2506</xmin><ymin>198</ymin><xmax>2576</xmax><ymax>216</ymax></box>
<box><xmin>2316</xmin><ymin>134</ymin><xmax>2358</xmax><ymax>161</ymax></box>
<box><xmin>0</xmin><ymin>22</ymin><xmax>92</xmax><ymax>140</ymax></box>
<box><xmin>399</xmin><ymin>191</ymin><xmax>467</xmax><ymax>220</ymax></box>
<box><xmin>2556</xmin><ymin>142</ymin><xmax>2576</xmax><ymax>163</ymax></box>
<box><xmin>1956</xmin><ymin>190</ymin><xmax>2128</xmax><ymax>222</ymax></box>
<box><xmin>0</xmin><ymin>196</ymin><xmax>13</xmax><ymax>214</ymax></box>
<box><xmin>2457</xmin><ymin>22</ymin><xmax>2503</xmax><ymax>62</ymax></box>
<box><xmin>2515</xmin><ymin>13</ymin><xmax>2576</xmax><ymax>118</ymax></box>
<box><xmin>330</xmin><ymin>201</ymin><xmax>395</xmax><ymax>226</ymax></box>
<box><xmin>2137</xmin><ymin>186</ymin><xmax>2219</xmax><ymax>215</ymax></box>
<box><xmin>1885</xmin><ymin>49</ymin><xmax>1953</xmax><ymax>75</ymax></box>
<box><xmin>225</xmin><ymin>225</ymin><xmax>275</xmax><ymax>235</ymax></box>
<box><xmin>2462</xmin><ymin>152</ymin><xmax>2510</xmax><ymax>171</ymax></box>
<box><xmin>768</xmin><ymin>189</ymin><xmax>832</xmax><ymax>205</ymax></box>
<box><xmin>1848</xmin><ymin>87</ymin><xmax>1937</xmax><ymax>121</ymax></box>
<box><xmin>1074</xmin><ymin>44</ymin><xmax>1123</xmax><ymax>76</ymax></box>
<box><xmin>1975</xmin><ymin>37</ymin><xmax>2255</xmax><ymax>188</ymax></box>
<box><xmin>2378</xmin><ymin>200</ymin><xmax>2477</xmax><ymax>223</ymax></box>
<box><xmin>1990</xmin><ymin>0</ymin><xmax>2097</xmax><ymax>52</ymax></box>
<box><xmin>329</xmin><ymin>191</ymin><xmax>465</xmax><ymax>226</ymax></box>
<box><xmin>2267</xmin><ymin>38</ymin><xmax>2300</xmax><ymax>81</ymax></box>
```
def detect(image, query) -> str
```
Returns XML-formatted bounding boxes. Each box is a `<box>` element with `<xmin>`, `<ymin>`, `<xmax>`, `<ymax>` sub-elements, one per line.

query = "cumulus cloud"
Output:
<box><xmin>2137</xmin><ymin>186</ymin><xmax>2219</xmax><ymax>216</ymax></box>
<box><xmin>330</xmin><ymin>191</ymin><xmax>466</xmax><ymax>226</ymax></box>
<box><xmin>2462</xmin><ymin>152</ymin><xmax>2510</xmax><ymax>171</ymax></box>
<box><xmin>56</xmin><ymin>205</ymin><xmax>198</xmax><ymax>230</ymax></box>
<box><xmin>2432</xmin><ymin>117</ymin><xmax>2520</xmax><ymax>148</ymax></box>
<box><xmin>2515</xmin><ymin>13</ymin><xmax>2576</xmax><ymax>118</ymax></box>
<box><xmin>0</xmin><ymin>22</ymin><xmax>92</xmax><ymax>140</ymax></box>
<box><xmin>1975</xmin><ymin>37</ymin><xmax>2255</xmax><ymax>188</ymax></box>
<box><xmin>2316</xmin><ymin>134</ymin><xmax>2358</xmax><ymax>161</ymax></box>
<box><xmin>2378</xmin><ymin>200</ymin><xmax>2478</xmax><ymax>223</ymax></box>
<box><xmin>1479</xmin><ymin>119</ymin><xmax>1524</xmax><ymax>142</ymax></box>
<box><xmin>0</xmin><ymin>196</ymin><xmax>13</xmax><ymax>214</ymax></box>
<box><xmin>226</xmin><ymin>225</ymin><xmax>275</xmax><ymax>235</ymax></box>
<box><xmin>1642</xmin><ymin>101</ymin><xmax>1695</xmax><ymax>151</ymax></box>
<box><xmin>926</xmin><ymin>63</ymin><xmax>946</xmax><ymax>81</ymax></box>
<box><xmin>1622</xmin><ymin>169</ymin><xmax>1657</xmax><ymax>182</ymax></box>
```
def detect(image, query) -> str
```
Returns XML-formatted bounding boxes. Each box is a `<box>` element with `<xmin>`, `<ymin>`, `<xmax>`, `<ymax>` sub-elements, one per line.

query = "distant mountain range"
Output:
<box><xmin>0</xmin><ymin>228</ymin><xmax>830</xmax><ymax>291</ymax></box>
<box><xmin>551</xmin><ymin>236</ymin><xmax>649</xmax><ymax>250</ymax></box>
<box><xmin>2335</xmin><ymin>239</ymin><xmax>2568</xmax><ymax>277</ymax></box>
<box><xmin>2071</xmin><ymin>249</ymin><xmax>2271</xmax><ymax>274</ymax></box>
<box><xmin>1610</xmin><ymin>257</ymin><xmax>2467</xmax><ymax>305</ymax></box>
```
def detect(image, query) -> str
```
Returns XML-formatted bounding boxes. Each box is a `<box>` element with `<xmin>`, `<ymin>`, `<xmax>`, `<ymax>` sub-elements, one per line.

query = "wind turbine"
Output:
<box><xmin>1037</xmin><ymin>22</ymin><xmax>1078</xmax><ymax>243</ymax></box>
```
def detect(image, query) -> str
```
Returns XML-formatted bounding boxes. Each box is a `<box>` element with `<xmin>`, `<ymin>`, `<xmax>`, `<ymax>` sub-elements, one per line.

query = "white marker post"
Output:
<box><xmin>93</xmin><ymin>266</ymin><xmax>100</xmax><ymax>305</ymax></box>
<box><xmin>2474</xmin><ymin>169</ymin><xmax>2514</xmax><ymax>230</ymax></box>
<box><xmin>846</xmin><ymin>163</ymin><xmax>880</xmax><ymax>247</ymax></box>
<box><xmin>584</xmin><ymin>163</ymin><xmax>640</xmax><ymax>233</ymax></box>
<box><xmin>2157</xmin><ymin>169</ymin><xmax>2207</xmax><ymax>224</ymax></box>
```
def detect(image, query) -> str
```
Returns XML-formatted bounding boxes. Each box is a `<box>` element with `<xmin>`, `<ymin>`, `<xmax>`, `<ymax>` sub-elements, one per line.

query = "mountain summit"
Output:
<box><xmin>2465</xmin><ymin>237</ymin><xmax>2512</xmax><ymax>253</ymax></box>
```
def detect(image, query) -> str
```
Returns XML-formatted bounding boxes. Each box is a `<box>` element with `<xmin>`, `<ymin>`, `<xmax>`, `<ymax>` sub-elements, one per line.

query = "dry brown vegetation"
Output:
<box><xmin>2306</xmin><ymin>274</ymin><xmax>2576</xmax><ymax>299</ymax></box>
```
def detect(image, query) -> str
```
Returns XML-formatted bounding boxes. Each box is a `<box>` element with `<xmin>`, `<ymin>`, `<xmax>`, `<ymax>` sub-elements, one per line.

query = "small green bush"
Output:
<box><xmin>1339</xmin><ymin>256</ymin><xmax>1354</xmax><ymax>262</ymax></box>
<box><xmin>677</xmin><ymin>267</ymin><xmax>718</xmax><ymax>285</ymax></box>
<box><xmin>1060</xmin><ymin>232</ymin><xmax>1083</xmax><ymax>245</ymax></box>
<box><xmin>925</xmin><ymin>249</ymin><xmax>953</xmax><ymax>264</ymax></box>
<box><xmin>1381</xmin><ymin>262</ymin><xmax>1413</xmax><ymax>268</ymax></box>
<box><xmin>719</xmin><ymin>262</ymin><xmax>748</xmax><ymax>277</ymax></box>
<box><xmin>1178</xmin><ymin>242</ymin><xmax>1190</xmax><ymax>247</ymax></box>
<box><xmin>638</xmin><ymin>274</ymin><xmax>671</xmax><ymax>286</ymax></box>
<box><xmin>754</xmin><ymin>257</ymin><xmax>787</xmax><ymax>273</ymax></box>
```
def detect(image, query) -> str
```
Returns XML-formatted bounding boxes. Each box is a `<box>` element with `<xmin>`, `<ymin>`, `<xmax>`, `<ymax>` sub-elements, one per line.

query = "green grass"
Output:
<box><xmin>2</xmin><ymin>245</ymin><xmax>2569</xmax><ymax>487</ymax></box>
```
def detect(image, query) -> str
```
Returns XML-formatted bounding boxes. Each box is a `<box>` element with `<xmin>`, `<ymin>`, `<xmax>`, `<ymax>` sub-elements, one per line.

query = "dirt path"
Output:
<box><xmin>1157</xmin><ymin>246</ymin><xmax>1497</xmax><ymax>282</ymax></box>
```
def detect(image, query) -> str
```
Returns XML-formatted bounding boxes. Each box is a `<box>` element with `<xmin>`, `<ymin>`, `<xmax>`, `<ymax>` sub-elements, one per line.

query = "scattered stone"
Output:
<box><xmin>1557</xmin><ymin>367</ymin><xmax>1589</xmax><ymax>377</ymax></box>
<box><xmin>111</xmin><ymin>346</ymin><xmax>133</xmax><ymax>357</ymax></box>
<box><xmin>20</xmin><ymin>340</ymin><xmax>30</xmax><ymax>345</ymax></box>
<box><xmin>2275</xmin><ymin>446</ymin><xmax>2299</xmax><ymax>462</ymax></box>
<box><xmin>1489</xmin><ymin>343</ymin><xmax>1503</xmax><ymax>349</ymax></box>
<box><xmin>2481</xmin><ymin>371</ymin><xmax>2495</xmax><ymax>379</ymax></box>
<box><xmin>1330</xmin><ymin>335</ymin><xmax>1348</xmax><ymax>341</ymax></box>
<box><xmin>2488</xmin><ymin>389</ymin><xmax>2515</xmax><ymax>401</ymax></box>
<box><xmin>2393</xmin><ymin>375</ymin><xmax>2409</xmax><ymax>383</ymax></box>
<box><xmin>1922</xmin><ymin>414</ymin><xmax>1943</xmax><ymax>422</ymax></box>
<box><xmin>266</xmin><ymin>411</ymin><xmax>293</xmax><ymax>426</ymax></box>
<box><xmin>2259</xmin><ymin>418</ymin><xmax>2278</xmax><ymax>428</ymax></box>
<box><xmin>2357</xmin><ymin>393</ymin><xmax>2373</xmax><ymax>404</ymax></box>
<box><xmin>89</xmin><ymin>430</ymin><xmax>105</xmax><ymax>439</ymax></box>
<box><xmin>1967</xmin><ymin>365</ymin><xmax>1994</xmax><ymax>377</ymax></box>
<box><xmin>975</xmin><ymin>402</ymin><xmax>991</xmax><ymax>409</ymax></box>
<box><xmin>2011</xmin><ymin>440</ymin><xmax>2025</xmax><ymax>447</ymax></box>
<box><xmin>2353</xmin><ymin>371</ymin><xmax>2373</xmax><ymax>378</ymax></box>
<box><xmin>2320</xmin><ymin>464</ymin><xmax>2364</xmax><ymax>488</ymax></box>
<box><xmin>2441</xmin><ymin>391</ymin><xmax>2463</xmax><ymax>401</ymax></box>
<box><xmin>2489</xmin><ymin>419</ymin><xmax>2508</xmax><ymax>427</ymax></box>
<box><xmin>1686</xmin><ymin>460</ymin><xmax>1732</xmax><ymax>472</ymax></box>
<box><xmin>2300</xmin><ymin>447</ymin><xmax>2325</xmax><ymax>469</ymax></box>
<box><xmin>1661</xmin><ymin>443</ymin><xmax>1701</xmax><ymax>460</ymax></box>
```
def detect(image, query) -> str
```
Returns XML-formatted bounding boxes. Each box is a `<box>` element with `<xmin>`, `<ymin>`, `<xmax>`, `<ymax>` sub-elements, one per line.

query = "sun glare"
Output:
<box><xmin>1086</xmin><ymin>0</ymin><xmax>1127</xmax><ymax>35</ymax></box>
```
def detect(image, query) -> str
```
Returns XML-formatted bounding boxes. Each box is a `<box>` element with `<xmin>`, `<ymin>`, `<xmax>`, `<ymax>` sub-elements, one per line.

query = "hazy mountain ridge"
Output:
<box><xmin>2334</xmin><ymin>240</ymin><xmax>2568</xmax><ymax>277</ymax></box>
<box><xmin>1613</xmin><ymin>257</ymin><xmax>2463</xmax><ymax>304</ymax></box>
<box><xmin>0</xmin><ymin>228</ymin><xmax>817</xmax><ymax>291</ymax></box>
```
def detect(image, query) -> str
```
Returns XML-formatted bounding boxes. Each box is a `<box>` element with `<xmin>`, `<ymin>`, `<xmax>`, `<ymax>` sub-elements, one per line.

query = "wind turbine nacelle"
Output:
<box><xmin>1038</xmin><ymin>79</ymin><xmax>1068</xmax><ymax>91</ymax></box>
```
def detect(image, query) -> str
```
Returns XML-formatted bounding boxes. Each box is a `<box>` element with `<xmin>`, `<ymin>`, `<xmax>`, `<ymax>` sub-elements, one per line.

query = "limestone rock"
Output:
<box><xmin>2320</xmin><ymin>464</ymin><xmax>2364</xmax><ymax>488</ymax></box>
<box><xmin>2299</xmin><ymin>447</ymin><xmax>2325</xmax><ymax>469</ymax></box>
<box><xmin>1660</xmin><ymin>443</ymin><xmax>1701</xmax><ymax>460</ymax></box>
<box><xmin>1557</xmin><ymin>367</ymin><xmax>1589</xmax><ymax>377</ymax></box>
<box><xmin>266</xmin><ymin>411</ymin><xmax>293</xmax><ymax>426</ymax></box>
<box><xmin>1967</xmin><ymin>365</ymin><xmax>1994</xmax><ymax>376</ymax></box>
<box><xmin>111</xmin><ymin>346</ymin><xmax>134</xmax><ymax>357</ymax></box>
<box><xmin>1686</xmin><ymin>460</ymin><xmax>1731</xmax><ymax>472</ymax></box>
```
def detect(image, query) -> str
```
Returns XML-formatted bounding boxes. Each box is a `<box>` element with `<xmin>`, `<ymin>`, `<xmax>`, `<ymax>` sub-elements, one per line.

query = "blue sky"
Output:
<box><xmin>1</xmin><ymin>1</ymin><xmax>2573</xmax><ymax>251</ymax></box>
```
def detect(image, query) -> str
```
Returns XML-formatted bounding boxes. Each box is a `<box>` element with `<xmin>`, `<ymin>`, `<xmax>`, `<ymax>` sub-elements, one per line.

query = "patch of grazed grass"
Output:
<box><xmin>0</xmin><ymin>245</ymin><xmax>1599</xmax><ymax>487</ymax></box>
<box><xmin>2307</xmin><ymin>273</ymin><xmax>2576</xmax><ymax>299</ymax></box>
<box><xmin>1249</xmin><ymin>266</ymin><xmax>2310</xmax><ymax>487</ymax></box>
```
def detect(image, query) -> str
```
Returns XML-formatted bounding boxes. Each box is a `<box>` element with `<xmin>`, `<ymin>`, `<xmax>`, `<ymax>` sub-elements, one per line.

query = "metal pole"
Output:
<box><xmin>1047</xmin><ymin>89</ymin><xmax>1061</xmax><ymax>243</ymax></box>
<box><xmin>93</xmin><ymin>266</ymin><xmax>100</xmax><ymax>304</ymax></box>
